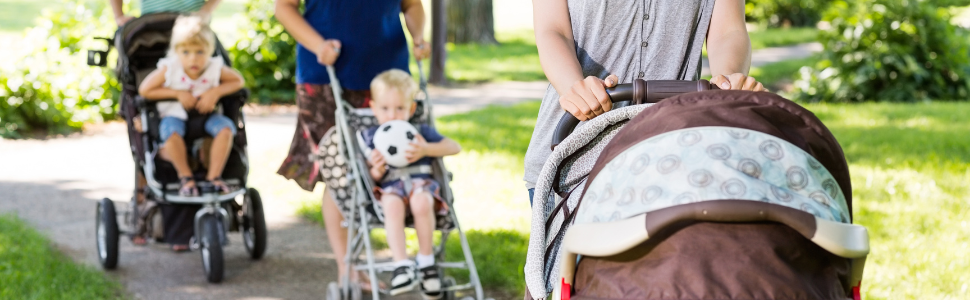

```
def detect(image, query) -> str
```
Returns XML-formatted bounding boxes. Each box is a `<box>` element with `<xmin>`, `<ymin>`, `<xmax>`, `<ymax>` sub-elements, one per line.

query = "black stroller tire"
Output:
<box><xmin>242</xmin><ymin>188</ymin><xmax>267</xmax><ymax>259</ymax></box>
<box><xmin>200</xmin><ymin>214</ymin><xmax>224</xmax><ymax>283</ymax></box>
<box><xmin>96</xmin><ymin>198</ymin><xmax>120</xmax><ymax>269</ymax></box>
<box><xmin>442</xmin><ymin>276</ymin><xmax>457</xmax><ymax>300</ymax></box>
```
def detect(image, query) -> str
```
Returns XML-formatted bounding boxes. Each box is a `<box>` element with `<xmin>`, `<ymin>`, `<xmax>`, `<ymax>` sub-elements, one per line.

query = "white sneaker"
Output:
<box><xmin>389</xmin><ymin>265</ymin><xmax>417</xmax><ymax>296</ymax></box>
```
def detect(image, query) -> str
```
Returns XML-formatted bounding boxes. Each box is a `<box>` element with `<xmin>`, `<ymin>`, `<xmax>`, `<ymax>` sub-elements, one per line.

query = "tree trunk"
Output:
<box><xmin>430</xmin><ymin>0</ymin><xmax>447</xmax><ymax>85</ymax></box>
<box><xmin>447</xmin><ymin>0</ymin><xmax>498</xmax><ymax>45</ymax></box>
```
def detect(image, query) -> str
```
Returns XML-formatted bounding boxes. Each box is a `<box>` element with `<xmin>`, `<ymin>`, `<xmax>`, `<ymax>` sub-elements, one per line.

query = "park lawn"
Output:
<box><xmin>299</xmin><ymin>100</ymin><xmax>969</xmax><ymax>298</ymax></box>
<box><xmin>748</xmin><ymin>27</ymin><xmax>818</xmax><ymax>49</ymax></box>
<box><xmin>0</xmin><ymin>214</ymin><xmax>128</xmax><ymax>299</ymax></box>
<box><xmin>748</xmin><ymin>56</ymin><xmax>817</xmax><ymax>92</ymax></box>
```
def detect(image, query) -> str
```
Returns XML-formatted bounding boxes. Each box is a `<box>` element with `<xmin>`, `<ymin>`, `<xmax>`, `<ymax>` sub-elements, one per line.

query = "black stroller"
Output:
<box><xmin>88</xmin><ymin>12</ymin><xmax>267</xmax><ymax>283</ymax></box>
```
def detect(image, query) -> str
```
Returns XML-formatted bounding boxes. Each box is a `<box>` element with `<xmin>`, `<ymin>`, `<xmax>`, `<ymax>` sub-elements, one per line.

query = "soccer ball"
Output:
<box><xmin>373</xmin><ymin>120</ymin><xmax>419</xmax><ymax>168</ymax></box>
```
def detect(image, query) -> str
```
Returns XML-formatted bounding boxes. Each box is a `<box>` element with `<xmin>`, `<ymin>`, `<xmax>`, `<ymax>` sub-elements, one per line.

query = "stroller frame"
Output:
<box><xmin>319</xmin><ymin>63</ymin><xmax>486</xmax><ymax>300</ymax></box>
<box><xmin>90</xmin><ymin>12</ymin><xmax>267</xmax><ymax>284</ymax></box>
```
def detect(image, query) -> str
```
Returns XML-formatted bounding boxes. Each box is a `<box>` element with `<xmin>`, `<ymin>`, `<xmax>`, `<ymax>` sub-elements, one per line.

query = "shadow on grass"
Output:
<box><xmin>808</xmin><ymin>102</ymin><xmax>970</xmax><ymax>168</ymax></box>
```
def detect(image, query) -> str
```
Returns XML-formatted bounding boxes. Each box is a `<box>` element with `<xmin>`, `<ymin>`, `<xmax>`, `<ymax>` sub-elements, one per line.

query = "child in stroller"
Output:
<box><xmin>362</xmin><ymin>69</ymin><xmax>461</xmax><ymax>297</ymax></box>
<box><xmin>138</xmin><ymin>15</ymin><xmax>244</xmax><ymax>201</ymax></box>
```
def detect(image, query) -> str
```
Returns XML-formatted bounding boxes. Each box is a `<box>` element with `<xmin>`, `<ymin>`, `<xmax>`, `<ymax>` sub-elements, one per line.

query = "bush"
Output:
<box><xmin>746</xmin><ymin>0</ymin><xmax>831</xmax><ymax>27</ymax></box>
<box><xmin>0</xmin><ymin>0</ymin><xmax>119</xmax><ymax>138</ymax></box>
<box><xmin>793</xmin><ymin>0</ymin><xmax>970</xmax><ymax>102</ymax></box>
<box><xmin>228</xmin><ymin>0</ymin><xmax>297</xmax><ymax>104</ymax></box>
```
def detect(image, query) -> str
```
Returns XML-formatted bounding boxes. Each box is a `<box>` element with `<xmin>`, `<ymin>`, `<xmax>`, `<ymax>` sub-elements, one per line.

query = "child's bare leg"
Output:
<box><xmin>409</xmin><ymin>191</ymin><xmax>435</xmax><ymax>257</ymax></box>
<box><xmin>205</xmin><ymin>128</ymin><xmax>233</xmax><ymax>181</ymax></box>
<box><xmin>161</xmin><ymin>133</ymin><xmax>192</xmax><ymax>178</ymax></box>
<box><xmin>382</xmin><ymin>194</ymin><xmax>409</xmax><ymax>262</ymax></box>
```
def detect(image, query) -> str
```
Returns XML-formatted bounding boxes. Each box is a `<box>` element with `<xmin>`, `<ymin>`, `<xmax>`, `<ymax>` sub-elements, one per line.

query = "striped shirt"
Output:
<box><xmin>141</xmin><ymin>0</ymin><xmax>205</xmax><ymax>14</ymax></box>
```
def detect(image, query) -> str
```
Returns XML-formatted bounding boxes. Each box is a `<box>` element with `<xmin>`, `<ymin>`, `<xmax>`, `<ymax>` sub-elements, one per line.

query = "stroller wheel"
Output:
<box><xmin>200</xmin><ymin>214</ymin><xmax>224</xmax><ymax>283</ymax></box>
<box><xmin>326</xmin><ymin>282</ymin><xmax>343</xmax><ymax>300</ymax></box>
<box><xmin>96</xmin><ymin>198</ymin><xmax>120</xmax><ymax>269</ymax></box>
<box><xmin>442</xmin><ymin>276</ymin><xmax>456</xmax><ymax>300</ymax></box>
<box><xmin>242</xmin><ymin>188</ymin><xmax>267</xmax><ymax>259</ymax></box>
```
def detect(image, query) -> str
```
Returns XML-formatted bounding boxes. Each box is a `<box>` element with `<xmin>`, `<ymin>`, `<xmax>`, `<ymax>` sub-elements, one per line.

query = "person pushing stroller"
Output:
<box><xmin>361</xmin><ymin>69</ymin><xmax>461</xmax><ymax>297</ymax></box>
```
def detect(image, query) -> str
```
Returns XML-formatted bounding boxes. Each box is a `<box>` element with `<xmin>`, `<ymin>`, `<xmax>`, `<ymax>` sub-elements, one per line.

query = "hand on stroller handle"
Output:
<box><xmin>551</xmin><ymin>79</ymin><xmax>720</xmax><ymax>150</ymax></box>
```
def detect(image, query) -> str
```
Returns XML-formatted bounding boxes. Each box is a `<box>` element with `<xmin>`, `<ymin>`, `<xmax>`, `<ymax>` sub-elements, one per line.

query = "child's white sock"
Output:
<box><xmin>394</xmin><ymin>259</ymin><xmax>413</xmax><ymax>268</ymax></box>
<box><xmin>416</xmin><ymin>253</ymin><xmax>435</xmax><ymax>268</ymax></box>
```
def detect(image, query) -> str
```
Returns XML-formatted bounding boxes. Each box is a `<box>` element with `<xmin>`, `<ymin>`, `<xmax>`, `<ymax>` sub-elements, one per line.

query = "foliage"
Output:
<box><xmin>793</xmin><ymin>0</ymin><xmax>970</xmax><ymax>102</ymax></box>
<box><xmin>0</xmin><ymin>0</ymin><xmax>119</xmax><ymax>138</ymax></box>
<box><xmin>228</xmin><ymin>0</ymin><xmax>297</xmax><ymax>104</ymax></box>
<box><xmin>0</xmin><ymin>214</ymin><xmax>127</xmax><ymax>299</ymax></box>
<box><xmin>745</xmin><ymin>0</ymin><xmax>831</xmax><ymax>27</ymax></box>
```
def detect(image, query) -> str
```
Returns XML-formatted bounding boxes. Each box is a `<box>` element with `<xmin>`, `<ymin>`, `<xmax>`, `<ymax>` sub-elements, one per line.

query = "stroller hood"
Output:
<box><xmin>525</xmin><ymin>91</ymin><xmax>855</xmax><ymax>299</ymax></box>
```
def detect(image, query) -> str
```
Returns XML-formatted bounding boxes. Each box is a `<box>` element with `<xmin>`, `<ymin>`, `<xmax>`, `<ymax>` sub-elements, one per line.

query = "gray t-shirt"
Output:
<box><xmin>523</xmin><ymin>0</ymin><xmax>716</xmax><ymax>189</ymax></box>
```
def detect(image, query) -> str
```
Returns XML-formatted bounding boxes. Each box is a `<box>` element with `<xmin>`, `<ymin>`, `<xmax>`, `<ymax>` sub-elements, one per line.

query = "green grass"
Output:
<box><xmin>748</xmin><ymin>56</ymin><xmax>816</xmax><ymax>91</ymax></box>
<box><xmin>0</xmin><ymin>214</ymin><xmax>127</xmax><ymax>299</ymax></box>
<box><xmin>0</xmin><ymin>0</ymin><xmax>45</xmax><ymax>34</ymax></box>
<box><xmin>748</xmin><ymin>27</ymin><xmax>819</xmax><ymax>49</ymax></box>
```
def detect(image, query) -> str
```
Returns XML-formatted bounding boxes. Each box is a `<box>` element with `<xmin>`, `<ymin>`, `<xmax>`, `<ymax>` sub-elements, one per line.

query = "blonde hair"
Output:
<box><xmin>169</xmin><ymin>15</ymin><xmax>215</xmax><ymax>55</ymax></box>
<box><xmin>370</xmin><ymin>69</ymin><xmax>417</xmax><ymax>104</ymax></box>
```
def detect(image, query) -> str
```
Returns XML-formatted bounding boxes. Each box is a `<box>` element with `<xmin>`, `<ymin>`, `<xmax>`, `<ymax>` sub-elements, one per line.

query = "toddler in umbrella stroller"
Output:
<box><xmin>362</xmin><ymin>69</ymin><xmax>461</xmax><ymax>297</ymax></box>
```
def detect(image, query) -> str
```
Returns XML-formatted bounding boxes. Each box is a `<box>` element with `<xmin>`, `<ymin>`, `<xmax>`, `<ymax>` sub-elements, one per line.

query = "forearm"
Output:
<box><xmin>707</xmin><ymin>29</ymin><xmax>752</xmax><ymax>76</ymax></box>
<box><xmin>199</xmin><ymin>0</ymin><xmax>222</xmax><ymax>15</ymax></box>
<box><xmin>402</xmin><ymin>0</ymin><xmax>426</xmax><ymax>42</ymax></box>
<box><xmin>423</xmin><ymin>139</ymin><xmax>461</xmax><ymax>157</ymax></box>
<box><xmin>275</xmin><ymin>0</ymin><xmax>327</xmax><ymax>52</ymax></box>
<box><xmin>110</xmin><ymin>0</ymin><xmax>125</xmax><ymax>18</ymax></box>
<box><xmin>141</xmin><ymin>87</ymin><xmax>182</xmax><ymax>100</ymax></box>
<box><xmin>536</xmin><ymin>30</ymin><xmax>584</xmax><ymax>98</ymax></box>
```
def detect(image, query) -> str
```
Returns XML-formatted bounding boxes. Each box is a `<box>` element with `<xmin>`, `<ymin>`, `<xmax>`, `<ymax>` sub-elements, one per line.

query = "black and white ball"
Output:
<box><xmin>373</xmin><ymin>120</ymin><xmax>419</xmax><ymax>168</ymax></box>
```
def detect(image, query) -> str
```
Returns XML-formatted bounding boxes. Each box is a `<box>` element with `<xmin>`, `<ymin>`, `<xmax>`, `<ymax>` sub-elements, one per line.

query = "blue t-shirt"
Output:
<box><xmin>362</xmin><ymin>124</ymin><xmax>444</xmax><ymax>182</ymax></box>
<box><xmin>296</xmin><ymin>0</ymin><xmax>411</xmax><ymax>90</ymax></box>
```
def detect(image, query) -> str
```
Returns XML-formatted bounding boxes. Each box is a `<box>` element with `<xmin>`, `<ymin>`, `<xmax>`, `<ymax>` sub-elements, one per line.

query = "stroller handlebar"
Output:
<box><xmin>551</xmin><ymin>79</ymin><xmax>719</xmax><ymax>150</ymax></box>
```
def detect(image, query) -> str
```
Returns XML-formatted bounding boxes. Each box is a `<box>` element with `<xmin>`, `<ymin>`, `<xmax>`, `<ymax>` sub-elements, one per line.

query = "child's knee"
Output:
<box><xmin>409</xmin><ymin>192</ymin><xmax>434</xmax><ymax>215</ymax></box>
<box><xmin>381</xmin><ymin>194</ymin><xmax>406</xmax><ymax>215</ymax></box>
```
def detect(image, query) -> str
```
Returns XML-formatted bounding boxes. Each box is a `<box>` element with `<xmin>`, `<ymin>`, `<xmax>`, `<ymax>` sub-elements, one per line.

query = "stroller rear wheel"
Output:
<box><xmin>96</xmin><ymin>198</ymin><xmax>120</xmax><ymax>269</ymax></box>
<box><xmin>242</xmin><ymin>188</ymin><xmax>267</xmax><ymax>259</ymax></box>
<box><xmin>200</xmin><ymin>214</ymin><xmax>224</xmax><ymax>283</ymax></box>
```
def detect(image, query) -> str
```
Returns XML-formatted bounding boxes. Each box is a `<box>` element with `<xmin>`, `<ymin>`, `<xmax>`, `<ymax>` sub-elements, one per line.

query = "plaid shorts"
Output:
<box><xmin>376</xmin><ymin>178</ymin><xmax>448</xmax><ymax>215</ymax></box>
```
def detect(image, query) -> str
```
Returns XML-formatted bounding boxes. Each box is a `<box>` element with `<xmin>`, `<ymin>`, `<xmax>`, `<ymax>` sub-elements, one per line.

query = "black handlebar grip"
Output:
<box><xmin>550</xmin><ymin>79</ymin><xmax>717</xmax><ymax>150</ymax></box>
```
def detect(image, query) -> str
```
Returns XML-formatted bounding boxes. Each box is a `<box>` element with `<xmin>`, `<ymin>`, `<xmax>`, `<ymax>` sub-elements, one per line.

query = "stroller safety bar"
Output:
<box><xmin>553</xmin><ymin>200</ymin><xmax>870</xmax><ymax>300</ymax></box>
<box><xmin>552</xmin><ymin>79</ymin><xmax>720</xmax><ymax>150</ymax></box>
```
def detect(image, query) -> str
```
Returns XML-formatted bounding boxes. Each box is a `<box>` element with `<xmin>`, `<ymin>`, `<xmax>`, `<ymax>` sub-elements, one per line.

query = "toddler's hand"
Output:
<box><xmin>405</xmin><ymin>134</ymin><xmax>428</xmax><ymax>163</ymax></box>
<box><xmin>711</xmin><ymin>73</ymin><xmax>769</xmax><ymax>92</ymax></box>
<box><xmin>368</xmin><ymin>149</ymin><xmax>387</xmax><ymax>180</ymax></box>
<box><xmin>315</xmin><ymin>39</ymin><xmax>342</xmax><ymax>66</ymax></box>
<box><xmin>177</xmin><ymin>91</ymin><xmax>197</xmax><ymax>111</ymax></box>
<box><xmin>196</xmin><ymin>90</ymin><xmax>220</xmax><ymax>114</ymax></box>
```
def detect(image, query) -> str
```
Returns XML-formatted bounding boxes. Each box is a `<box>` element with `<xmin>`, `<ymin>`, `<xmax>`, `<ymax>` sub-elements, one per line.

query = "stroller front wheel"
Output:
<box><xmin>200</xmin><ymin>214</ymin><xmax>224</xmax><ymax>283</ymax></box>
<box><xmin>96</xmin><ymin>198</ymin><xmax>120</xmax><ymax>269</ymax></box>
<box><xmin>242</xmin><ymin>188</ymin><xmax>267</xmax><ymax>259</ymax></box>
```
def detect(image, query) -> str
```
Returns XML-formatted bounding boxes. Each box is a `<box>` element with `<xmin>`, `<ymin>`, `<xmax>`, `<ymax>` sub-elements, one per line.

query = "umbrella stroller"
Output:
<box><xmin>311</xmin><ymin>64</ymin><xmax>489</xmax><ymax>300</ymax></box>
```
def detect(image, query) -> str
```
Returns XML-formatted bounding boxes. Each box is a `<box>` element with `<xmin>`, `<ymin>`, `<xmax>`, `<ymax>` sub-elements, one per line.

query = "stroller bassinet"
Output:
<box><xmin>89</xmin><ymin>13</ymin><xmax>267</xmax><ymax>284</ymax></box>
<box><xmin>524</xmin><ymin>81</ymin><xmax>870</xmax><ymax>300</ymax></box>
<box><xmin>311</xmin><ymin>65</ymin><xmax>487</xmax><ymax>300</ymax></box>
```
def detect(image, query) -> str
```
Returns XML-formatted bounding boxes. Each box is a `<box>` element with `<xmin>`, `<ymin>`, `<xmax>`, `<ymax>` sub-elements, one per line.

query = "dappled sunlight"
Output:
<box><xmin>850</xmin><ymin>164</ymin><xmax>970</xmax><ymax>299</ymax></box>
<box><xmin>444</xmin><ymin>151</ymin><xmax>530</xmax><ymax>232</ymax></box>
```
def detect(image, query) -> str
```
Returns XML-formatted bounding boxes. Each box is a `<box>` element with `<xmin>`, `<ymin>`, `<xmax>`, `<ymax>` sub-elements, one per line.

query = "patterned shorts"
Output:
<box><xmin>376</xmin><ymin>178</ymin><xmax>449</xmax><ymax>216</ymax></box>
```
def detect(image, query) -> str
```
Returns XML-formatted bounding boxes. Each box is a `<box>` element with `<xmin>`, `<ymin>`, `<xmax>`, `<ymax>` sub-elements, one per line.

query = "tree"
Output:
<box><xmin>446</xmin><ymin>0</ymin><xmax>498</xmax><ymax>45</ymax></box>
